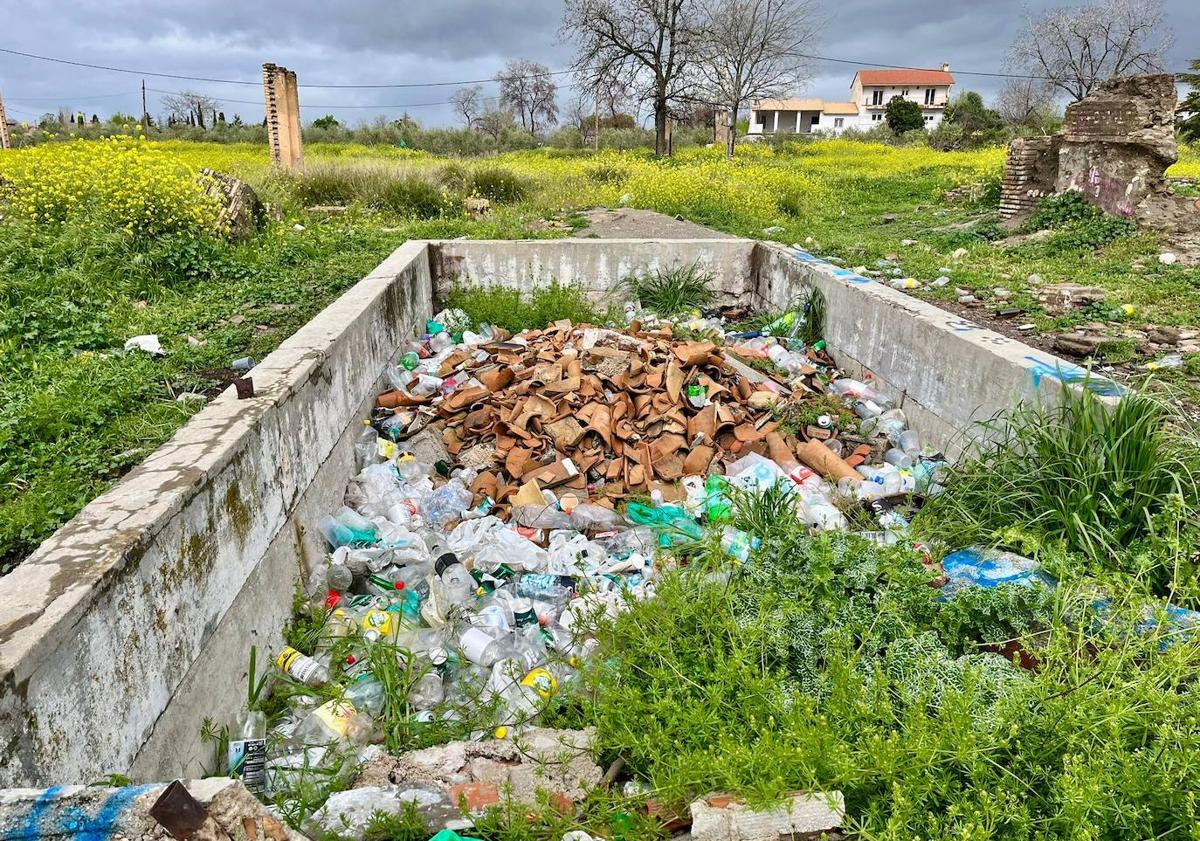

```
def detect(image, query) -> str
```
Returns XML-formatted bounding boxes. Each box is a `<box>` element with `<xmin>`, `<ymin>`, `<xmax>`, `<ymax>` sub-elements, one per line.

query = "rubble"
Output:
<box><xmin>1037</xmin><ymin>284</ymin><xmax>1106</xmax><ymax>315</ymax></box>
<box><xmin>200</xmin><ymin>168</ymin><xmax>265</xmax><ymax>241</ymax></box>
<box><xmin>206</xmin><ymin>299</ymin><xmax>944</xmax><ymax>836</ymax></box>
<box><xmin>0</xmin><ymin>779</ymin><xmax>302</xmax><ymax>841</ymax></box>
<box><xmin>688</xmin><ymin>791</ymin><xmax>846</xmax><ymax>841</ymax></box>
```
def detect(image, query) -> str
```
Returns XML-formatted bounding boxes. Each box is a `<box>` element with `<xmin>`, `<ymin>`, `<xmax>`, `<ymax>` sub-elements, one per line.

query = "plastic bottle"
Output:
<box><xmin>435</xmin><ymin>552</ymin><xmax>474</xmax><ymax>604</ymax></box>
<box><xmin>516</xmin><ymin>574</ymin><xmax>576</xmax><ymax>604</ymax></box>
<box><xmin>720</xmin><ymin>527</ymin><xmax>758</xmax><ymax>562</ymax></box>
<box><xmin>354</xmin><ymin>421</ymin><xmax>381</xmax><ymax>470</ymax></box>
<box><xmin>227</xmin><ymin>709</ymin><xmax>267</xmax><ymax>794</ymax></box>
<box><xmin>275</xmin><ymin>646</ymin><xmax>330</xmax><ymax>688</ymax></box>
<box><xmin>458</xmin><ymin>626</ymin><xmax>516</xmax><ymax>668</ymax></box>
<box><xmin>289</xmin><ymin>677</ymin><xmax>381</xmax><ymax>747</ymax></box>
<box><xmin>409</xmin><ymin>651</ymin><xmax>447</xmax><ymax>710</ymax></box>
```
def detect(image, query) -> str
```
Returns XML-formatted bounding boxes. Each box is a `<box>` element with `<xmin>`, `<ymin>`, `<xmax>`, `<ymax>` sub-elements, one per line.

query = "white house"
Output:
<box><xmin>747</xmin><ymin>64</ymin><xmax>956</xmax><ymax>136</ymax></box>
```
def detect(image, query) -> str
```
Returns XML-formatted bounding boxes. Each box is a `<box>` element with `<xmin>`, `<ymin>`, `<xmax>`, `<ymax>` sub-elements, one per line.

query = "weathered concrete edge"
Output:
<box><xmin>0</xmin><ymin>241</ymin><xmax>432</xmax><ymax>784</ymax></box>
<box><xmin>752</xmin><ymin>243</ymin><xmax>1121</xmax><ymax>454</ymax></box>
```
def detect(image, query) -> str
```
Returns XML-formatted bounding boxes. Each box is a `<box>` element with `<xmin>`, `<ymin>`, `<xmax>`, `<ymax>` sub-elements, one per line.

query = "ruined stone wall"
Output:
<box><xmin>1056</xmin><ymin>74</ymin><xmax>1179</xmax><ymax>218</ymax></box>
<box><xmin>261</xmin><ymin>64</ymin><xmax>302</xmax><ymax>168</ymax></box>
<box><xmin>998</xmin><ymin>136</ymin><xmax>1059</xmax><ymax>219</ymax></box>
<box><xmin>998</xmin><ymin>73</ymin><xmax>1197</xmax><ymax>241</ymax></box>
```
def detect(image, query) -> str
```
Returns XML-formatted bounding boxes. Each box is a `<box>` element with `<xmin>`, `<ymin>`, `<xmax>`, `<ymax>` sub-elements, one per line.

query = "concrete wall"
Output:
<box><xmin>1</xmin><ymin>236</ymin><xmax>1119</xmax><ymax>786</ymax></box>
<box><xmin>0</xmin><ymin>243</ymin><xmax>433</xmax><ymax>786</ymax></box>
<box><xmin>427</xmin><ymin>238</ymin><xmax>757</xmax><ymax>306</ymax></box>
<box><xmin>752</xmin><ymin>244</ymin><xmax>1120</xmax><ymax>454</ymax></box>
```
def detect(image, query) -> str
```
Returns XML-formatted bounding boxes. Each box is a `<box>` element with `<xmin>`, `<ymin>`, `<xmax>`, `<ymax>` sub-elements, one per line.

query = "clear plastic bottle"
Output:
<box><xmin>227</xmin><ymin>709</ymin><xmax>267</xmax><ymax>794</ymax></box>
<box><xmin>354</xmin><ymin>421</ymin><xmax>381</xmax><ymax>470</ymax></box>
<box><xmin>435</xmin><ymin>552</ymin><xmax>474</xmax><ymax>604</ymax></box>
<box><xmin>409</xmin><ymin>649</ymin><xmax>448</xmax><ymax>710</ymax></box>
<box><xmin>275</xmin><ymin>646</ymin><xmax>330</xmax><ymax>688</ymax></box>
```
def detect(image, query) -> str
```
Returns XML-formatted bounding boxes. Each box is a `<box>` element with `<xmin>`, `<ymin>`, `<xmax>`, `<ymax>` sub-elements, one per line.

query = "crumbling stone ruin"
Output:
<box><xmin>999</xmin><ymin>74</ymin><xmax>1200</xmax><ymax>256</ymax></box>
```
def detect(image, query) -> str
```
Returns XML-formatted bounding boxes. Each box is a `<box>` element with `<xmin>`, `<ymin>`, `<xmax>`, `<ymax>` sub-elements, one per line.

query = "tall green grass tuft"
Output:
<box><xmin>278</xmin><ymin>163</ymin><xmax>449</xmax><ymax>219</ymax></box>
<box><xmin>917</xmin><ymin>384</ymin><xmax>1200</xmax><ymax>597</ymax></box>
<box><xmin>625</xmin><ymin>264</ymin><xmax>715</xmax><ymax>316</ymax></box>
<box><xmin>469</xmin><ymin>167</ymin><xmax>528</xmax><ymax>203</ymax></box>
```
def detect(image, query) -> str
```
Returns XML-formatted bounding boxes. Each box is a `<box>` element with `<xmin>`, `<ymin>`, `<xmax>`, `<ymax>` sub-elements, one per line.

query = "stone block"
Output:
<box><xmin>1038</xmin><ymin>284</ymin><xmax>1106</xmax><ymax>315</ymax></box>
<box><xmin>688</xmin><ymin>791</ymin><xmax>845</xmax><ymax>841</ymax></box>
<box><xmin>306</xmin><ymin>784</ymin><xmax>459</xmax><ymax>840</ymax></box>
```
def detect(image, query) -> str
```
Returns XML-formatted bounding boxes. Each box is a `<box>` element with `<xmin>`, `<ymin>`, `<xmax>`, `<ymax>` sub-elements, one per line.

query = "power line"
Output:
<box><xmin>146</xmin><ymin>86</ymin><xmax>454</xmax><ymax>109</ymax></box>
<box><xmin>8</xmin><ymin>90</ymin><xmax>133</xmax><ymax>103</ymax></box>
<box><xmin>0</xmin><ymin>45</ymin><xmax>573</xmax><ymax>89</ymax></box>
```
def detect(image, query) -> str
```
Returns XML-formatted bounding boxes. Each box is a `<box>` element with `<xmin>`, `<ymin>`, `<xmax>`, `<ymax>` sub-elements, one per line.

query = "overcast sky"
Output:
<box><xmin>1</xmin><ymin>0</ymin><xmax>1196</xmax><ymax>128</ymax></box>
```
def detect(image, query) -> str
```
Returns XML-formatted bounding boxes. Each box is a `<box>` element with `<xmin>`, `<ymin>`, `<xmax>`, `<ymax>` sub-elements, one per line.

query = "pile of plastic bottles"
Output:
<box><xmin>232</xmin><ymin>307</ymin><xmax>949</xmax><ymax>796</ymax></box>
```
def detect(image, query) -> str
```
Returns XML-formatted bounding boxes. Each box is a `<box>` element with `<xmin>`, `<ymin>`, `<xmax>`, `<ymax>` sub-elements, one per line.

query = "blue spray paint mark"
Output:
<box><xmin>1024</xmin><ymin>356</ymin><xmax>1125</xmax><ymax>396</ymax></box>
<box><xmin>1</xmin><ymin>785</ymin><xmax>155</xmax><ymax>841</ymax></box>
<box><xmin>73</xmin><ymin>785</ymin><xmax>156</xmax><ymax>841</ymax></box>
<box><xmin>791</xmin><ymin>250</ymin><xmax>873</xmax><ymax>284</ymax></box>
<box><xmin>6</xmin><ymin>786</ymin><xmax>64</xmax><ymax>841</ymax></box>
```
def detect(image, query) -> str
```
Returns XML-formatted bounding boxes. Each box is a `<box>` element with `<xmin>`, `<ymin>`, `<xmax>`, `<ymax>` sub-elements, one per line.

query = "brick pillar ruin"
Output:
<box><xmin>0</xmin><ymin>90</ymin><xmax>11</xmax><ymax>150</ymax></box>
<box><xmin>262</xmin><ymin>63</ymin><xmax>303</xmax><ymax>168</ymax></box>
<box><xmin>998</xmin><ymin>136</ymin><xmax>1060</xmax><ymax>219</ymax></box>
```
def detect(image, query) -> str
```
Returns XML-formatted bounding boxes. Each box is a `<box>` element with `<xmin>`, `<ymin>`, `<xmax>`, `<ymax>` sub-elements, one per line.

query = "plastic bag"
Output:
<box><xmin>421</xmin><ymin>480</ymin><xmax>473</xmax><ymax>528</ymax></box>
<box><xmin>569</xmin><ymin>503</ymin><xmax>627</xmax><ymax>532</ymax></box>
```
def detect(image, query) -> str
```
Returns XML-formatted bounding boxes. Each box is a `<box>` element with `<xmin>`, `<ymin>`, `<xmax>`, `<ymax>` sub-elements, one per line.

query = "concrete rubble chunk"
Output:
<box><xmin>1052</xmin><ymin>333</ymin><xmax>1106</xmax><ymax>358</ymax></box>
<box><xmin>1037</xmin><ymin>284</ymin><xmax>1106</xmax><ymax>315</ymax></box>
<box><xmin>688</xmin><ymin>790</ymin><xmax>845</xmax><ymax>841</ymax></box>
<box><xmin>305</xmin><ymin>784</ymin><xmax>461</xmax><ymax>840</ymax></box>
<box><xmin>200</xmin><ymin>168</ymin><xmax>265</xmax><ymax>241</ymax></box>
<box><xmin>355</xmin><ymin>728</ymin><xmax>601</xmax><ymax>806</ymax></box>
<box><xmin>0</xmin><ymin>779</ymin><xmax>304</xmax><ymax>841</ymax></box>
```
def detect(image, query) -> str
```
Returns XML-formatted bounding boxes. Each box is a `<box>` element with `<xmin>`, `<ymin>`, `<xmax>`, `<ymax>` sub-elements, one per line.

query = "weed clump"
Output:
<box><xmin>625</xmin><ymin>264</ymin><xmax>715</xmax><ymax>316</ymax></box>
<box><xmin>917</xmin><ymin>385</ymin><xmax>1200</xmax><ymax>601</ymax></box>
<box><xmin>446</xmin><ymin>281</ymin><xmax>615</xmax><ymax>332</ymax></box>
<box><xmin>1024</xmin><ymin>191</ymin><xmax>1137</xmax><ymax>249</ymax></box>
<box><xmin>469</xmin><ymin>167</ymin><xmax>528</xmax><ymax>204</ymax></box>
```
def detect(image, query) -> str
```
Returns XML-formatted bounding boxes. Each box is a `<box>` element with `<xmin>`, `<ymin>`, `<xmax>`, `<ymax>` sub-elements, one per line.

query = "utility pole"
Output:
<box><xmin>593</xmin><ymin>86</ymin><xmax>600</xmax><ymax>151</ymax></box>
<box><xmin>0</xmin><ymin>89</ymin><xmax>10</xmax><ymax>150</ymax></box>
<box><xmin>141</xmin><ymin>79</ymin><xmax>149</xmax><ymax>130</ymax></box>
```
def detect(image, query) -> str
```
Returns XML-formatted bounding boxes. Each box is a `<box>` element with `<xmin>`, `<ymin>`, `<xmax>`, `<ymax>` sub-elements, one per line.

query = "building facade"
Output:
<box><xmin>747</xmin><ymin>64</ymin><xmax>955</xmax><ymax>137</ymax></box>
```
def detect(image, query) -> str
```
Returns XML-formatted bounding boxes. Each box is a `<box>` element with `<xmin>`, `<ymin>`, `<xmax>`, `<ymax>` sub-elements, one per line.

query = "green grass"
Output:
<box><xmin>625</xmin><ymin>264</ymin><xmax>715</xmax><ymax>316</ymax></box>
<box><xmin>0</xmin><ymin>210</ymin><xmax>543</xmax><ymax>573</ymax></box>
<box><xmin>446</xmin><ymin>281</ymin><xmax>617</xmax><ymax>333</ymax></box>
<box><xmin>562</xmin><ymin>491</ymin><xmax>1200</xmax><ymax>840</ymax></box>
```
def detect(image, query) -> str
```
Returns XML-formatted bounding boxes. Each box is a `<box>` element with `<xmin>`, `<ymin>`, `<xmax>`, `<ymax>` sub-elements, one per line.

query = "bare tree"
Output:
<box><xmin>475</xmin><ymin>100</ymin><xmax>516</xmax><ymax>144</ymax></box>
<box><xmin>997</xmin><ymin>77</ymin><xmax>1059</xmax><ymax>131</ymax></box>
<box><xmin>161</xmin><ymin>91</ymin><xmax>221</xmax><ymax>129</ymax></box>
<box><xmin>693</xmin><ymin>0</ymin><xmax>819</xmax><ymax>158</ymax></box>
<box><xmin>562</xmin><ymin>0</ymin><xmax>695</xmax><ymax>156</ymax></box>
<box><xmin>452</xmin><ymin>85</ymin><xmax>483</xmax><ymax>129</ymax></box>
<box><xmin>496</xmin><ymin>60</ymin><xmax>559</xmax><ymax>136</ymax></box>
<box><xmin>1010</xmin><ymin>0</ymin><xmax>1171</xmax><ymax>102</ymax></box>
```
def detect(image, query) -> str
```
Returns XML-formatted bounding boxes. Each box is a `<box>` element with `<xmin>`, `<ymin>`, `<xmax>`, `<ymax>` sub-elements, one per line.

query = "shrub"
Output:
<box><xmin>584</xmin><ymin>158</ymin><xmax>630</xmax><ymax>184</ymax></box>
<box><xmin>468</xmin><ymin>167</ymin><xmax>528</xmax><ymax>203</ymax></box>
<box><xmin>373</xmin><ymin>176</ymin><xmax>447</xmax><ymax>219</ymax></box>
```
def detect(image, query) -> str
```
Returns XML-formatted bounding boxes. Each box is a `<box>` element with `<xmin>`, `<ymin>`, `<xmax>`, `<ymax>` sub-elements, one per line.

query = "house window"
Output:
<box><xmin>871</xmin><ymin>89</ymin><xmax>883</xmax><ymax>106</ymax></box>
<box><xmin>811</xmin><ymin>113</ymin><xmax>819</xmax><ymax>125</ymax></box>
<box><xmin>902</xmin><ymin>89</ymin><xmax>909</xmax><ymax>96</ymax></box>
<box><xmin>834</xmin><ymin>117</ymin><xmax>844</xmax><ymax>128</ymax></box>
<box><xmin>871</xmin><ymin>113</ymin><xmax>883</xmax><ymax>122</ymax></box>
<box><xmin>924</xmin><ymin>115</ymin><xmax>934</xmax><ymax>122</ymax></box>
<box><xmin>924</xmin><ymin>88</ymin><xmax>936</xmax><ymax>105</ymax></box>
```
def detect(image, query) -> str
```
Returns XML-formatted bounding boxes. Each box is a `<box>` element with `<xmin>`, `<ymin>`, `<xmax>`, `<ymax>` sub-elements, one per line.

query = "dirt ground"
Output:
<box><xmin>571</xmin><ymin>208</ymin><xmax>737</xmax><ymax>239</ymax></box>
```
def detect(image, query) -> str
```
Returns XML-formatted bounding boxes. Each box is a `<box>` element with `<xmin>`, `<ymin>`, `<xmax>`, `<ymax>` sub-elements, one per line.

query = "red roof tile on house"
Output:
<box><xmin>856</xmin><ymin>69</ymin><xmax>955</xmax><ymax>86</ymax></box>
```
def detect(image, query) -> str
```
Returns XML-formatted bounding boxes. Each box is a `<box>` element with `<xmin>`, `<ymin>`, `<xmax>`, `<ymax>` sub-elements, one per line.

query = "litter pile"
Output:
<box><xmin>238</xmin><ymin>305</ymin><xmax>947</xmax><ymax>831</ymax></box>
